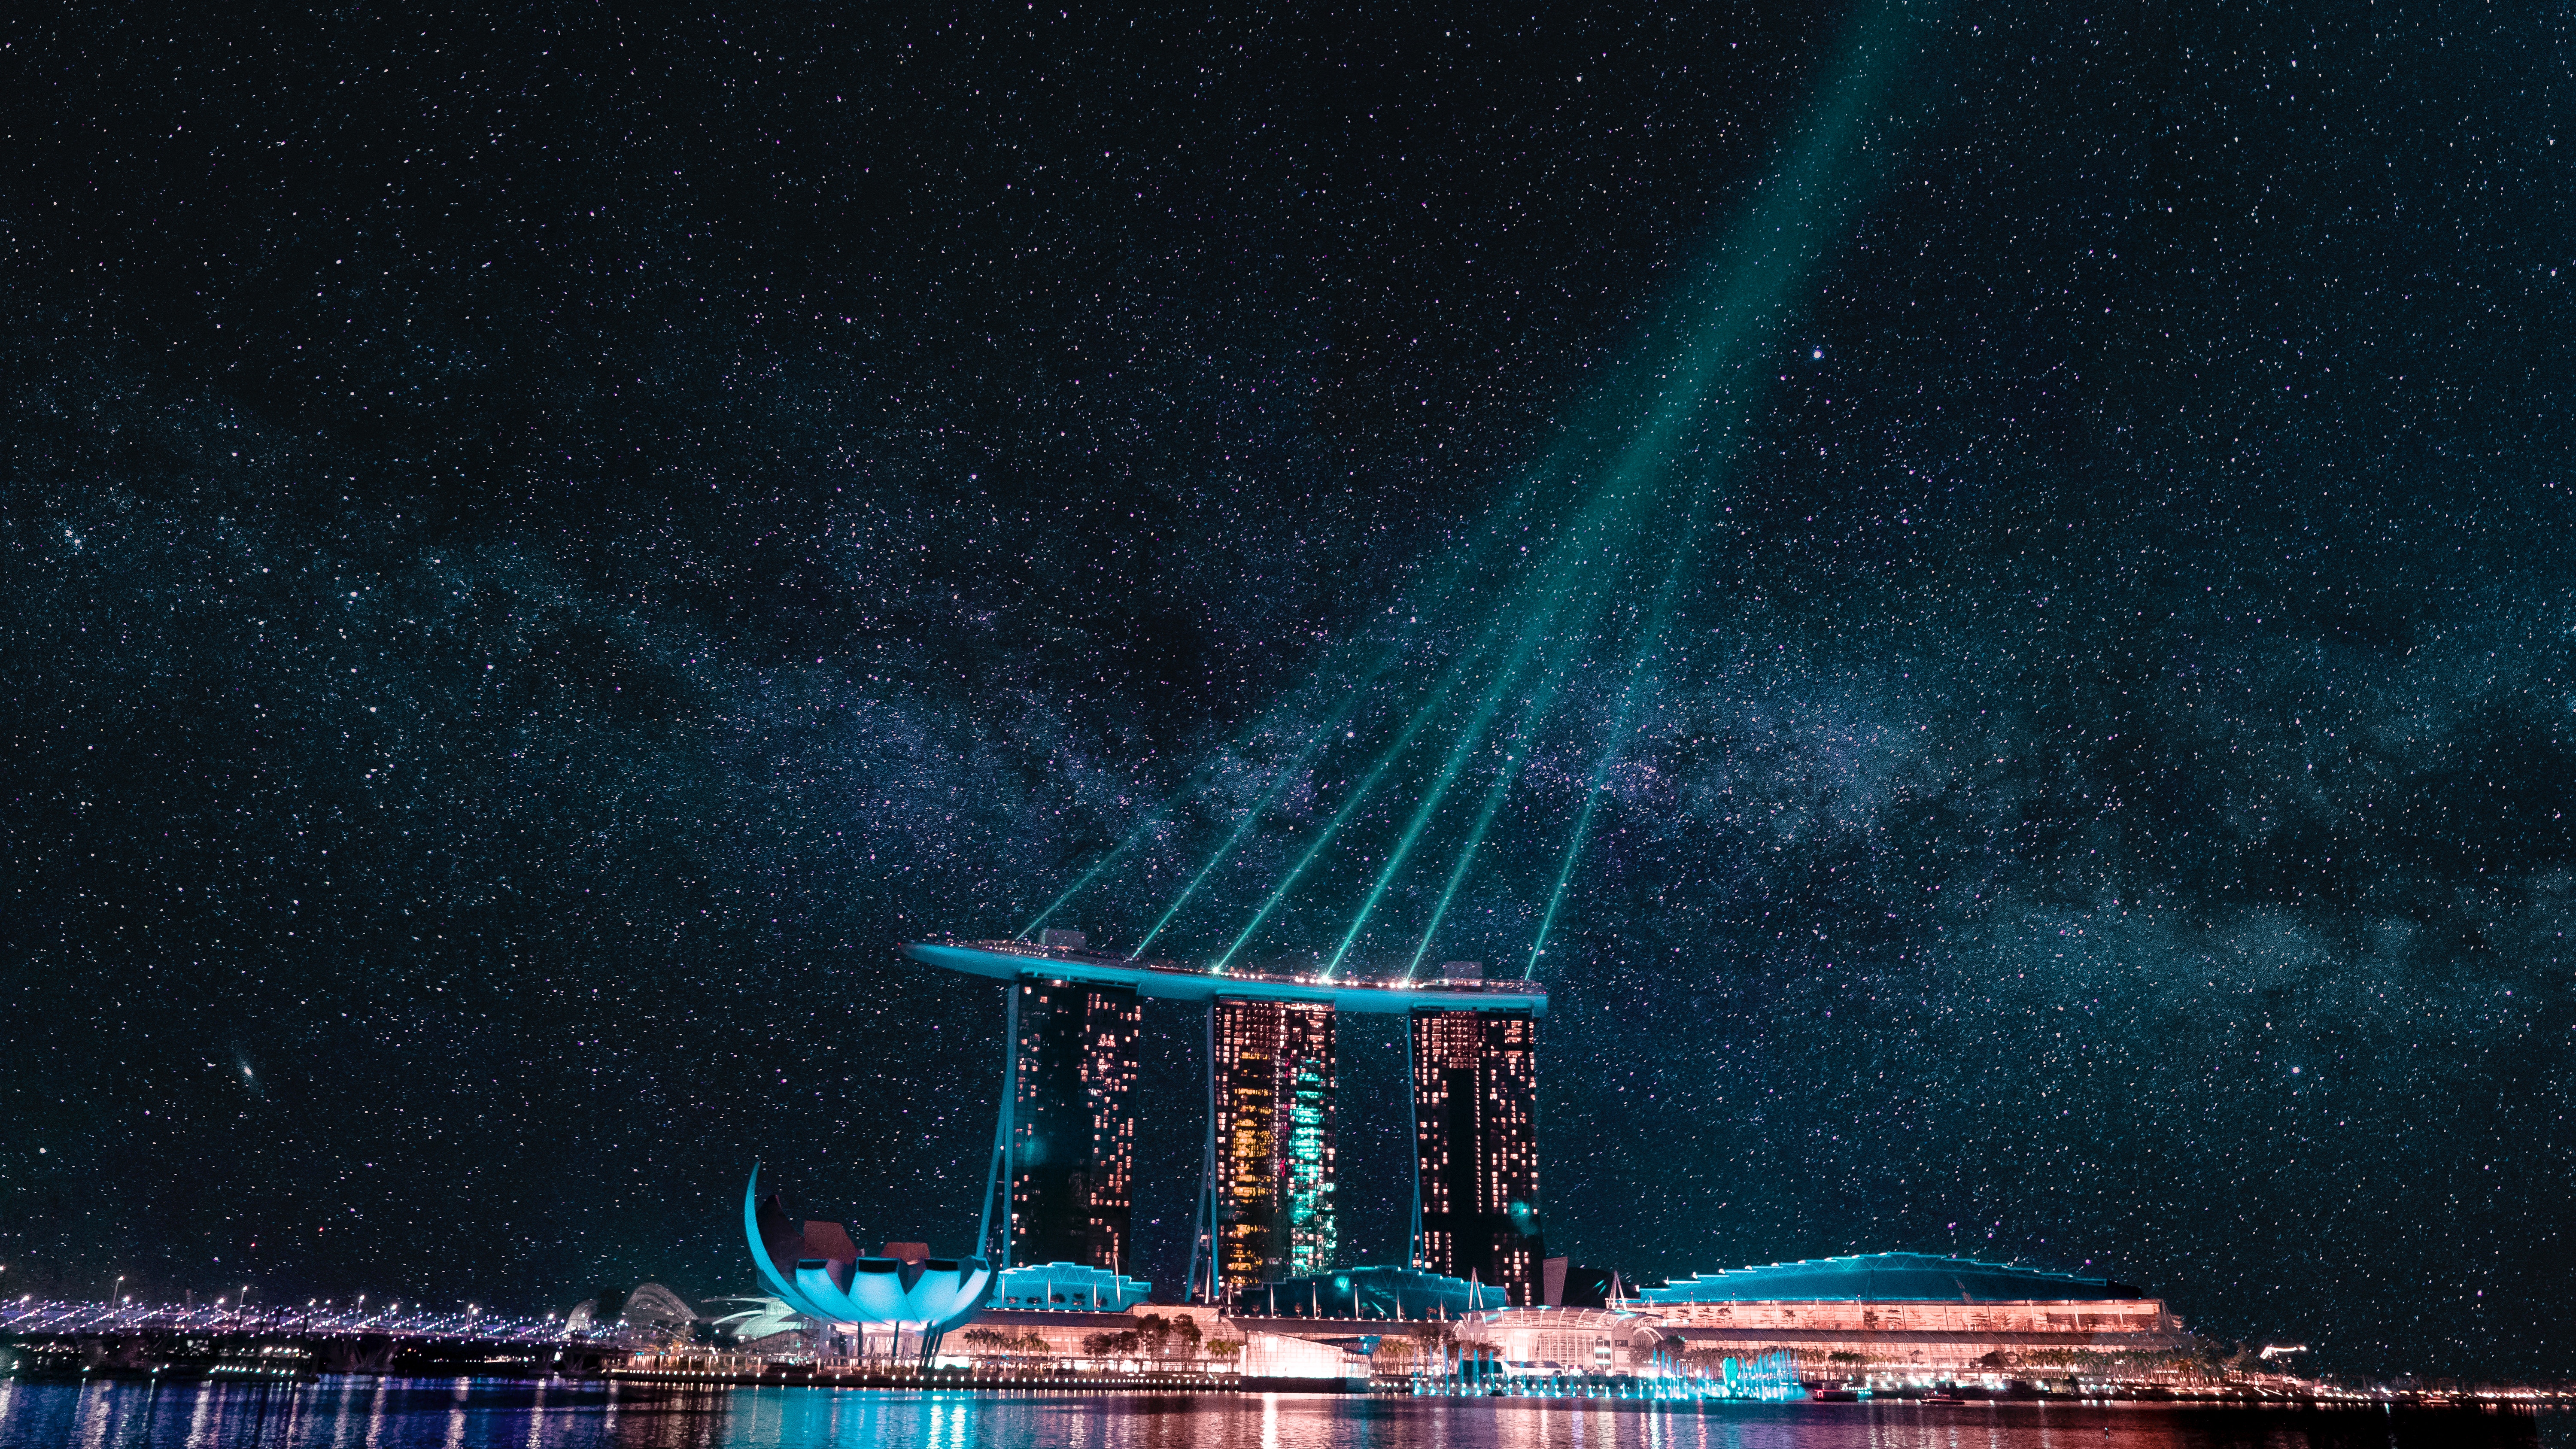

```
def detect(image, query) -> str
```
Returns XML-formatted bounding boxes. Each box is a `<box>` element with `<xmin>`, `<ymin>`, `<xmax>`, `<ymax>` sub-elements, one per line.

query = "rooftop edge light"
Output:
<box><xmin>902</xmin><ymin>939</ymin><xmax>1549</xmax><ymax>1016</ymax></box>
<box><xmin>1634</xmin><ymin>1251</ymin><xmax>2144</xmax><ymax>1304</ymax></box>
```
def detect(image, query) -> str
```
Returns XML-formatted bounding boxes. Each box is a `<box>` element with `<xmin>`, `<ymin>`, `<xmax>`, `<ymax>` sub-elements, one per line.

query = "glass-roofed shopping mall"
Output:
<box><xmin>1597</xmin><ymin>1252</ymin><xmax>2186</xmax><ymax>1380</ymax></box>
<box><xmin>1637</xmin><ymin>1251</ymin><xmax>2143</xmax><ymax>1304</ymax></box>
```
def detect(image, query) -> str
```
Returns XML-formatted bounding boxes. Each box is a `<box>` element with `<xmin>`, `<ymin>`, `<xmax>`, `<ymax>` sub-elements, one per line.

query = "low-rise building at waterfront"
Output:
<box><xmin>1627</xmin><ymin>1252</ymin><xmax>2187</xmax><ymax>1382</ymax></box>
<box><xmin>985</xmin><ymin>1262</ymin><xmax>1151</xmax><ymax>1312</ymax></box>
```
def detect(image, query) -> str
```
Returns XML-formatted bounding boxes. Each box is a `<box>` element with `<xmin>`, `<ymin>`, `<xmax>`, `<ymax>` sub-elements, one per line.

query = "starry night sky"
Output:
<box><xmin>7</xmin><ymin>1</ymin><xmax>2573</xmax><ymax>1382</ymax></box>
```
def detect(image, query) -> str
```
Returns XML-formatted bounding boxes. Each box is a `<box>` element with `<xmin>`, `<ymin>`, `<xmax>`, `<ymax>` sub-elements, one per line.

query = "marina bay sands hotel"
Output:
<box><xmin>902</xmin><ymin>934</ymin><xmax>1548</xmax><ymax>1306</ymax></box>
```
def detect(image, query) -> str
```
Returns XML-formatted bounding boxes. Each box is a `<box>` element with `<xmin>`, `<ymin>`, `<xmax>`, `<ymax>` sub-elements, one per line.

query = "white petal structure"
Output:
<box><xmin>702</xmin><ymin>1295</ymin><xmax>807</xmax><ymax>1346</ymax></box>
<box><xmin>742</xmin><ymin>1165</ymin><xmax>991</xmax><ymax>1336</ymax></box>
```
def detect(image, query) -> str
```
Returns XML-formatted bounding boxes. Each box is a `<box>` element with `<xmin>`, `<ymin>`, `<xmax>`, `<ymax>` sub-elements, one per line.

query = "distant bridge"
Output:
<box><xmin>0</xmin><ymin>1299</ymin><xmax>627</xmax><ymax>1379</ymax></box>
<box><xmin>0</xmin><ymin>1299</ymin><xmax>576</xmax><ymax>1345</ymax></box>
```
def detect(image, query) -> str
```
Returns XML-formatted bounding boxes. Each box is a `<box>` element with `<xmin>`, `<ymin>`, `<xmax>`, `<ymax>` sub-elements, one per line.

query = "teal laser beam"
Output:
<box><xmin>1215</xmin><ymin>0</ymin><xmax>1935</xmax><ymax>977</ymax></box>
<box><xmin>1125</xmin><ymin>747</ymin><xmax>1312</xmax><ymax>960</ymax></box>
<box><xmin>1020</xmin><ymin>847</ymin><xmax>1143</xmax><ymax>942</ymax></box>
<box><xmin>1595</xmin><ymin>2</ymin><xmax>1926</xmax><ymax>501</ymax></box>
<box><xmin>1314</xmin><ymin>647</ymin><xmax>1527</xmax><ymax>979</ymax></box>
<box><xmin>1522</xmin><ymin>504</ymin><xmax>1705</xmax><ymax>978</ymax></box>
<box><xmin>1218</xmin><ymin>364</ymin><xmax>1698</xmax><ymax>978</ymax></box>
<box><xmin>1018</xmin><ymin>746</ymin><xmax>1270</xmax><ymax>939</ymax></box>
<box><xmin>1391</xmin><ymin>508</ymin><xmax>1694</xmax><ymax>984</ymax></box>
<box><xmin>1502</xmin><ymin>0</ymin><xmax>1931</xmax><ymax>976</ymax></box>
<box><xmin>1522</xmin><ymin>641</ymin><xmax>1655</xmax><ymax>982</ymax></box>
<box><xmin>1303</xmin><ymin>452</ymin><xmax>1680</xmax><ymax>980</ymax></box>
<box><xmin>1209</xmin><ymin>712</ymin><xmax>1432</xmax><ymax>974</ymax></box>
<box><xmin>1304</xmin><ymin>51</ymin><xmax>1853</xmax><ymax>974</ymax></box>
<box><xmin>1307</xmin><ymin>375</ymin><xmax>1709</xmax><ymax>979</ymax></box>
<box><xmin>1015</xmin><ymin>489</ymin><xmax>1558</xmax><ymax>942</ymax></box>
<box><xmin>1318</xmin><ymin>522</ymin><xmax>1634</xmax><ymax>979</ymax></box>
<box><xmin>1396</xmin><ymin>559</ymin><xmax>1652</xmax><ymax>982</ymax></box>
<box><xmin>1127</xmin><ymin>651</ymin><xmax>1401</xmax><ymax>960</ymax></box>
<box><xmin>1209</xmin><ymin>614</ymin><xmax>1515</xmax><ymax>973</ymax></box>
<box><xmin>1400</xmin><ymin>637</ymin><xmax>1592</xmax><ymax>981</ymax></box>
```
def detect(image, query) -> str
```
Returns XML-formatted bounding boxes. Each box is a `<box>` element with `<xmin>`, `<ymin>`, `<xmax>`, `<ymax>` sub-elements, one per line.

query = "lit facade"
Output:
<box><xmin>1212</xmin><ymin>998</ymin><xmax>1337</xmax><ymax>1288</ymax></box>
<box><xmin>1643</xmin><ymin>1297</ymin><xmax>2174</xmax><ymax>1336</ymax></box>
<box><xmin>1456</xmin><ymin>1307</ymin><xmax>1671</xmax><ymax>1376</ymax></box>
<box><xmin>1634</xmin><ymin>1252</ymin><xmax>2150</xmax><ymax>1306</ymax></box>
<box><xmin>1410</xmin><ymin>1008</ymin><xmax>1543</xmax><ymax>1305</ymax></box>
<box><xmin>1624</xmin><ymin>1254</ymin><xmax>2185</xmax><ymax>1379</ymax></box>
<box><xmin>1009</xmin><ymin>979</ymin><xmax>1141</xmax><ymax>1274</ymax></box>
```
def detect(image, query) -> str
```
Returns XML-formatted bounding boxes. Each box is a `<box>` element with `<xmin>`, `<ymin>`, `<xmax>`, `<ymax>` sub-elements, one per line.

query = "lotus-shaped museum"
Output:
<box><xmin>743</xmin><ymin>1166</ymin><xmax>991</xmax><ymax>1336</ymax></box>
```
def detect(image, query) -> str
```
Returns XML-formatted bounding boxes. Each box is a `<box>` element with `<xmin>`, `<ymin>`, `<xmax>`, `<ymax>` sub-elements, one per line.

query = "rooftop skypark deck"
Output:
<box><xmin>901</xmin><ymin>939</ymin><xmax>1550</xmax><ymax>1015</ymax></box>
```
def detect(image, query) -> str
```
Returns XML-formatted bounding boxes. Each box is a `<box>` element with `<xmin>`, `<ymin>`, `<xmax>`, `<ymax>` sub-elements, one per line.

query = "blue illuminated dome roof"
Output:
<box><xmin>986</xmin><ymin>1262</ymin><xmax>1151</xmax><ymax>1312</ymax></box>
<box><xmin>1232</xmin><ymin>1265</ymin><xmax>1504</xmax><ymax>1320</ymax></box>
<box><xmin>1635</xmin><ymin>1252</ymin><xmax>2144</xmax><ymax>1304</ymax></box>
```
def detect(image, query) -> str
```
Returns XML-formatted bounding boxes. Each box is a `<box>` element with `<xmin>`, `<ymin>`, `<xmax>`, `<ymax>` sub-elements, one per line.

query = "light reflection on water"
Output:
<box><xmin>0</xmin><ymin>1380</ymin><xmax>2555</xmax><ymax>1449</ymax></box>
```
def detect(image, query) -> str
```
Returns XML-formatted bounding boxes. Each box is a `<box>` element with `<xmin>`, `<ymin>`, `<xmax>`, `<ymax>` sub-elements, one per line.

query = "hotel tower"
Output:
<box><xmin>1211</xmin><ymin>998</ymin><xmax>1339</xmax><ymax>1290</ymax></box>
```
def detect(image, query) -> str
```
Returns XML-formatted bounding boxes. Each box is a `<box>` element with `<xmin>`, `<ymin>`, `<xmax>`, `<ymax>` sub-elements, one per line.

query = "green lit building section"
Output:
<box><xmin>1212</xmin><ymin>999</ymin><xmax>1337</xmax><ymax>1290</ymax></box>
<box><xmin>1282</xmin><ymin>1032</ymin><xmax>1336</xmax><ymax>1278</ymax></box>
